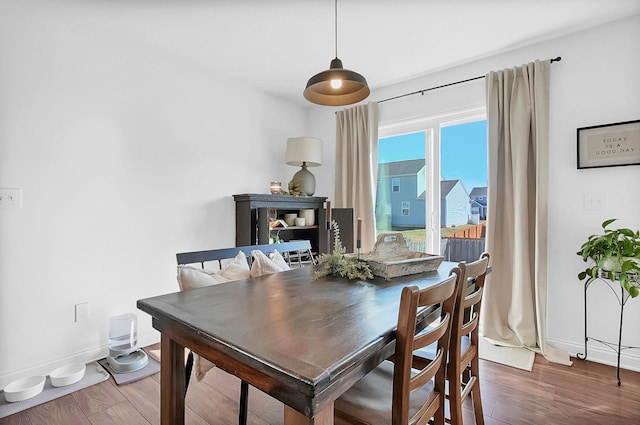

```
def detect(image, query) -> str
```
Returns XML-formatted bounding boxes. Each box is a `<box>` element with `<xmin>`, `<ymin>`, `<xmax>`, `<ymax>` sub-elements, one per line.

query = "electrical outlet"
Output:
<box><xmin>75</xmin><ymin>302</ymin><xmax>90</xmax><ymax>322</ymax></box>
<box><xmin>0</xmin><ymin>188</ymin><xmax>22</xmax><ymax>209</ymax></box>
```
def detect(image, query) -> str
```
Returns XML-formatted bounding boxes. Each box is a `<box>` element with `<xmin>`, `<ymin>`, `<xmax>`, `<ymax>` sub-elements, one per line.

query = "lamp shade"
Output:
<box><xmin>286</xmin><ymin>137</ymin><xmax>323</xmax><ymax>196</ymax></box>
<box><xmin>304</xmin><ymin>58</ymin><xmax>370</xmax><ymax>106</ymax></box>
<box><xmin>285</xmin><ymin>137</ymin><xmax>323</xmax><ymax>167</ymax></box>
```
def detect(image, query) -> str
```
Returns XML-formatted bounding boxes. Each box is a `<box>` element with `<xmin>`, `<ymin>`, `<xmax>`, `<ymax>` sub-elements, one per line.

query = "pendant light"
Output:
<box><xmin>303</xmin><ymin>0</ymin><xmax>369</xmax><ymax>106</ymax></box>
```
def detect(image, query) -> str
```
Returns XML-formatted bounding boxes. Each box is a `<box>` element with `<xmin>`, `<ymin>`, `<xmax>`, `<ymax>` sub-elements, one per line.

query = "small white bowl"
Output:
<box><xmin>49</xmin><ymin>363</ymin><xmax>86</xmax><ymax>387</ymax></box>
<box><xmin>284</xmin><ymin>213</ymin><xmax>297</xmax><ymax>226</ymax></box>
<box><xmin>3</xmin><ymin>375</ymin><xmax>46</xmax><ymax>402</ymax></box>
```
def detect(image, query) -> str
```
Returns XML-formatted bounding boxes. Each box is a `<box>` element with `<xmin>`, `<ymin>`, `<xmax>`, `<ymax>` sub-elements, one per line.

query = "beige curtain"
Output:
<box><xmin>335</xmin><ymin>102</ymin><xmax>379</xmax><ymax>252</ymax></box>
<box><xmin>482</xmin><ymin>60</ymin><xmax>570</xmax><ymax>365</ymax></box>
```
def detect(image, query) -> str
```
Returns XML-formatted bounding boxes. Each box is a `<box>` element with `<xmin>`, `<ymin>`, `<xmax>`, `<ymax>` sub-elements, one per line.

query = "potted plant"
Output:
<box><xmin>314</xmin><ymin>220</ymin><xmax>373</xmax><ymax>281</ymax></box>
<box><xmin>577</xmin><ymin>218</ymin><xmax>640</xmax><ymax>298</ymax></box>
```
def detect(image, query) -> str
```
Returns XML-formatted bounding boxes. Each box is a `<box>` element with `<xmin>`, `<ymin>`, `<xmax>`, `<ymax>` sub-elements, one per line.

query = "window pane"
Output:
<box><xmin>391</xmin><ymin>178</ymin><xmax>400</xmax><ymax>192</ymax></box>
<box><xmin>376</xmin><ymin>132</ymin><xmax>427</xmax><ymax>253</ymax></box>
<box><xmin>401</xmin><ymin>201</ymin><xmax>410</xmax><ymax>216</ymax></box>
<box><xmin>440</xmin><ymin>120</ymin><xmax>487</xmax><ymax>262</ymax></box>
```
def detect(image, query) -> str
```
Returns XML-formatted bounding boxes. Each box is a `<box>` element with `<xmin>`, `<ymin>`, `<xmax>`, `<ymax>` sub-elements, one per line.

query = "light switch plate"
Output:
<box><xmin>75</xmin><ymin>302</ymin><xmax>90</xmax><ymax>322</ymax></box>
<box><xmin>0</xmin><ymin>188</ymin><xmax>22</xmax><ymax>209</ymax></box>
<box><xmin>583</xmin><ymin>192</ymin><xmax>608</xmax><ymax>210</ymax></box>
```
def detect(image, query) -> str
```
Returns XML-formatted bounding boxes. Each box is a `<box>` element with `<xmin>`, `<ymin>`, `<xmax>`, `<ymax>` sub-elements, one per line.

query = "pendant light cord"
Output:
<box><xmin>334</xmin><ymin>0</ymin><xmax>338</xmax><ymax>59</ymax></box>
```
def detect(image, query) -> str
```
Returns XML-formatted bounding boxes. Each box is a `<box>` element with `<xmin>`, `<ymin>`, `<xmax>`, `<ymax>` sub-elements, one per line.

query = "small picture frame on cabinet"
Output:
<box><xmin>577</xmin><ymin>119</ymin><xmax>640</xmax><ymax>169</ymax></box>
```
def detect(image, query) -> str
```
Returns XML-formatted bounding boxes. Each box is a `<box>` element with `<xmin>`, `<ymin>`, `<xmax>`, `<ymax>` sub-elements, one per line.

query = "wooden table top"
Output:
<box><xmin>137</xmin><ymin>261</ymin><xmax>458</xmax><ymax>417</ymax></box>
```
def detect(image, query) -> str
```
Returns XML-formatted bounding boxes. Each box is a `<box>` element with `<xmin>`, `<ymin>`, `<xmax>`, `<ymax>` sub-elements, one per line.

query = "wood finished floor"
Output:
<box><xmin>2</xmin><ymin>347</ymin><xmax>639</xmax><ymax>425</ymax></box>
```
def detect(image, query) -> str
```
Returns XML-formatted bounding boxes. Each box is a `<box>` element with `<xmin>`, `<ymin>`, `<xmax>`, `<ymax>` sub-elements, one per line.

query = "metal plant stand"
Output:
<box><xmin>576</xmin><ymin>271</ymin><xmax>639</xmax><ymax>386</ymax></box>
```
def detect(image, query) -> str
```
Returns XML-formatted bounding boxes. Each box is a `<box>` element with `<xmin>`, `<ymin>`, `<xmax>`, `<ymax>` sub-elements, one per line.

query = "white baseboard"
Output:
<box><xmin>3</xmin><ymin>332</ymin><xmax>636</xmax><ymax>391</ymax></box>
<box><xmin>0</xmin><ymin>329</ymin><xmax>160</xmax><ymax>390</ymax></box>
<box><xmin>547</xmin><ymin>337</ymin><xmax>640</xmax><ymax>372</ymax></box>
<box><xmin>480</xmin><ymin>325</ymin><xmax>640</xmax><ymax>373</ymax></box>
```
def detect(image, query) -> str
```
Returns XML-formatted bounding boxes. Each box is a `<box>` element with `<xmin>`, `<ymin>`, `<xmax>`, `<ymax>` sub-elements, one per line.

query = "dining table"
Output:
<box><xmin>137</xmin><ymin>260</ymin><xmax>458</xmax><ymax>425</ymax></box>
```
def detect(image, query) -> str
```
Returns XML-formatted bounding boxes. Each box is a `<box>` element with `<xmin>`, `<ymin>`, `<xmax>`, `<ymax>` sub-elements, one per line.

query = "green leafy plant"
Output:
<box><xmin>286</xmin><ymin>180</ymin><xmax>308</xmax><ymax>197</ymax></box>
<box><xmin>313</xmin><ymin>220</ymin><xmax>373</xmax><ymax>281</ymax></box>
<box><xmin>577</xmin><ymin>218</ymin><xmax>640</xmax><ymax>297</ymax></box>
<box><xmin>269</xmin><ymin>231</ymin><xmax>282</xmax><ymax>245</ymax></box>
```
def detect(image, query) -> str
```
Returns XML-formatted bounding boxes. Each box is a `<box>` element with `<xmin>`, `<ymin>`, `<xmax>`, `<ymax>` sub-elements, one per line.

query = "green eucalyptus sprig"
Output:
<box><xmin>313</xmin><ymin>220</ymin><xmax>373</xmax><ymax>281</ymax></box>
<box><xmin>286</xmin><ymin>180</ymin><xmax>308</xmax><ymax>197</ymax></box>
<box><xmin>577</xmin><ymin>218</ymin><xmax>640</xmax><ymax>298</ymax></box>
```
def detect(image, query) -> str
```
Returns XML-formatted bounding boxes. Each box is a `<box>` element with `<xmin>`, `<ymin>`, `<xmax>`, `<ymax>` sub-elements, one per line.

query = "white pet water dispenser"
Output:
<box><xmin>106</xmin><ymin>313</ymin><xmax>148</xmax><ymax>373</ymax></box>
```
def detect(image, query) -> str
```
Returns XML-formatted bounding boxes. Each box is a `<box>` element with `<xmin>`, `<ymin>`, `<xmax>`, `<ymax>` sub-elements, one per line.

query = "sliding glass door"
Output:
<box><xmin>376</xmin><ymin>108</ymin><xmax>487</xmax><ymax>261</ymax></box>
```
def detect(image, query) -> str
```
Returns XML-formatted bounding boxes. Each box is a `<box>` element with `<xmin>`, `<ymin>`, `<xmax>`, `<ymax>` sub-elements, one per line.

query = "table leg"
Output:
<box><xmin>161</xmin><ymin>334</ymin><xmax>186</xmax><ymax>425</ymax></box>
<box><xmin>284</xmin><ymin>403</ymin><xmax>334</xmax><ymax>425</ymax></box>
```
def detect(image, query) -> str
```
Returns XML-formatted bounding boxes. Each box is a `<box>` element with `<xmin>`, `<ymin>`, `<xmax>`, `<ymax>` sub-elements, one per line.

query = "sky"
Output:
<box><xmin>378</xmin><ymin>120</ymin><xmax>488</xmax><ymax>193</ymax></box>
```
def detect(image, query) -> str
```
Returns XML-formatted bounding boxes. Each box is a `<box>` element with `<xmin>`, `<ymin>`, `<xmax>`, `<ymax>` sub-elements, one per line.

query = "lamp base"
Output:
<box><xmin>290</xmin><ymin>164</ymin><xmax>316</xmax><ymax>196</ymax></box>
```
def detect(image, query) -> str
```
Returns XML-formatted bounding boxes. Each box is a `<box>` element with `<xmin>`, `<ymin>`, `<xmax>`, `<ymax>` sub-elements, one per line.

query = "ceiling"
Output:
<box><xmin>11</xmin><ymin>0</ymin><xmax>640</xmax><ymax>106</ymax></box>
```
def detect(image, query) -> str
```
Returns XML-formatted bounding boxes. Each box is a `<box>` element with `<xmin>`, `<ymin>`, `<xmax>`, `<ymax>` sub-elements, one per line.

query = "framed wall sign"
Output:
<box><xmin>577</xmin><ymin>119</ymin><xmax>640</xmax><ymax>169</ymax></box>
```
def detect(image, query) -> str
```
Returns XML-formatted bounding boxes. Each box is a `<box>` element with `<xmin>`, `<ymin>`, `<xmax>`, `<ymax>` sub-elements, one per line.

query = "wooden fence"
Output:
<box><xmin>405</xmin><ymin>238</ymin><xmax>486</xmax><ymax>263</ymax></box>
<box><xmin>440</xmin><ymin>238</ymin><xmax>486</xmax><ymax>263</ymax></box>
<box><xmin>443</xmin><ymin>223</ymin><xmax>486</xmax><ymax>239</ymax></box>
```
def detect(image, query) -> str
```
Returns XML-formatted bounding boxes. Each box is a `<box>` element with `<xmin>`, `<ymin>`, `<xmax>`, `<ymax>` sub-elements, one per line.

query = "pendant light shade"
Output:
<box><xmin>303</xmin><ymin>0</ymin><xmax>369</xmax><ymax>106</ymax></box>
<box><xmin>304</xmin><ymin>58</ymin><xmax>370</xmax><ymax>106</ymax></box>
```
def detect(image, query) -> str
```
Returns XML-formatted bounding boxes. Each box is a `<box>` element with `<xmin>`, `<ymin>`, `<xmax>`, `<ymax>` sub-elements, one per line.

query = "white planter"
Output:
<box><xmin>299</xmin><ymin>209</ymin><xmax>315</xmax><ymax>226</ymax></box>
<box><xmin>602</xmin><ymin>257</ymin><xmax>640</xmax><ymax>272</ymax></box>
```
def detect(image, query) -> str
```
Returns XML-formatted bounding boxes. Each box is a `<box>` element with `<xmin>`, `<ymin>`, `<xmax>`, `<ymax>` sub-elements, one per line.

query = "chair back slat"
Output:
<box><xmin>410</xmin><ymin>348</ymin><xmax>443</xmax><ymax>391</ymax></box>
<box><xmin>460</xmin><ymin>312</ymin><xmax>479</xmax><ymax>336</ymax></box>
<box><xmin>464</xmin><ymin>258</ymin><xmax>489</xmax><ymax>283</ymax></box>
<box><xmin>464</xmin><ymin>287</ymin><xmax>483</xmax><ymax>308</ymax></box>
<box><xmin>413</xmin><ymin>312</ymin><xmax>450</xmax><ymax>350</ymax></box>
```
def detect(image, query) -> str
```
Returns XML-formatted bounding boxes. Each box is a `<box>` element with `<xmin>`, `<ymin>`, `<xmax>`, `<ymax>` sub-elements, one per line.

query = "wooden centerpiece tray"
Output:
<box><xmin>360</xmin><ymin>233</ymin><xmax>444</xmax><ymax>279</ymax></box>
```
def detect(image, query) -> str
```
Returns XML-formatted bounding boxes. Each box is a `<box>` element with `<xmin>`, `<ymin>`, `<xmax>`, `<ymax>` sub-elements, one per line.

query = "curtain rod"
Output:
<box><xmin>378</xmin><ymin>56</ymin><xmax>562</xmax><ymax>104</ymax></box>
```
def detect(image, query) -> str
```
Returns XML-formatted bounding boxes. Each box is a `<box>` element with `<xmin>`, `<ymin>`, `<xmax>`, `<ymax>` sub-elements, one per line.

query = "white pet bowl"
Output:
<box><xmin>3</xmin><ymin>375</ymin><xmax>46</xmax><ymax>402</ymax></box>
<box><xmin>50</xmin><ymin>363</ymin><xmax>86</xmax><ymax>387</ymax></box>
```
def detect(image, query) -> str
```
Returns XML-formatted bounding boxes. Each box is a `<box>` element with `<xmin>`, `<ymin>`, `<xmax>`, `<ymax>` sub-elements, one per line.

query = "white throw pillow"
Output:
<box><xmin>176</xmin><ymin>250</ymin><xmax>250</xmax><ymax>381</ymax></box>
<box><xmin>250</xmin><ymin>249</ymin><xmax>291</xmax><ymax>277</ymax></box>
<box><xmin>271</xmin><ymin>249</ymin><xmax>291</xmax><ymax>270</ymax></box>
<box><xmin>176</xmin><ymin>266</ymin><xmax>229</xmax><ymax>291</ymax></box>
<box><xmin>177</xmin><ymin>251</ymin><xmax>250</xmax><ymax>290</ymax></box>
<box><xmin>219</xmin><ymin>250</ymin><xmax>251</xmax><ymax>281</ymax></box>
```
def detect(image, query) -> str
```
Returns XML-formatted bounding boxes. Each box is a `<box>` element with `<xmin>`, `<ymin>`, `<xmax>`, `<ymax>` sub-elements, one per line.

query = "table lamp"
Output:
<box><xmin>286</xmin><ymin>137</ymin><xmax>323</xmax><ymax>196</ymax></box>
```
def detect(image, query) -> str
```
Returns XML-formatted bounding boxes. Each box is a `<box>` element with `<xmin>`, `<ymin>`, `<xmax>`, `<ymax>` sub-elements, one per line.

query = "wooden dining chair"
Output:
<box><xmin>446</xmin><ymin>252</ymin><xmax>490</xmax><ymax>425</ymax></box>
<box><xmin>414</xmin><ymin>253</ymin><xmax>490</xmax><ymax>425</ymax></box>
<box><xmin>334</xmin><ymin>267</ymin><xmax>462</xmax><ymax>425</ymax></box>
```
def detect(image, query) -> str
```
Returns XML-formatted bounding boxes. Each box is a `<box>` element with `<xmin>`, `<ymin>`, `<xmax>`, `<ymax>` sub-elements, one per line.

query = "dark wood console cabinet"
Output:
<box><xmin>233</xmin><ymin>194</ymin><xmax>353</xmax><ymax>255</ymax></box>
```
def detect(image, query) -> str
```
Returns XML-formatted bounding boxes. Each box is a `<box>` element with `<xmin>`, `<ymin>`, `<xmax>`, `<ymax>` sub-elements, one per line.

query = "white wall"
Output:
<box><xmin>544</xmin><ymin>14</ymin><xmax>640</xmax><ymax>371</ymax></box>
<box><xmin>310</xmin><ymin>13</ymin><xmax>640</xmax><ymax>370</ymax></box>
<box><xmin>0</xmin><ymin>5</ymin><xmax>308</xmax><ymax>387</ymax></box>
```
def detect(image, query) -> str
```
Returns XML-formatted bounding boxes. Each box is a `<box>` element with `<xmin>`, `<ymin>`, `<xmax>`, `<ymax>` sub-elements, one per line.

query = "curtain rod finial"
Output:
<box><xmin>551</xmin><ymin>56</ymin><xmax>561</xmax><ymax>63</ymax></box>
